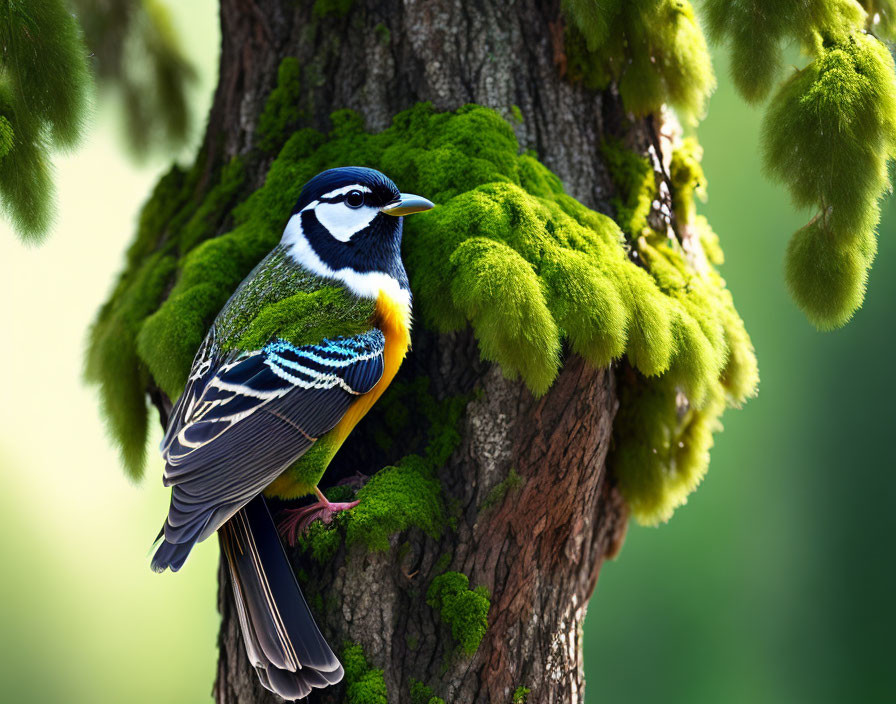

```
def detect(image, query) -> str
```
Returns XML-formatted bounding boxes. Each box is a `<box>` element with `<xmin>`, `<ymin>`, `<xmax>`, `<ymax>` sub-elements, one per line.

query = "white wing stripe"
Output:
<box><xmin>264</xmin><ymin>358</ymin><xmax>364</xmax><ymax>394</ymax></box>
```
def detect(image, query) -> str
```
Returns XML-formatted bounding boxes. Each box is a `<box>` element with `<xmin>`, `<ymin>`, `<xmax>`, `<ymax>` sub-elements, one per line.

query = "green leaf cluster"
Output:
<box><xmin>705</xmin><ymin>0</ymin><xmax>896</xmax><ymax>329</ymax></box>
<box><xmin>563</xmin><ymin>0</ymin><xmax>715</xmax><ymax>123</ymax></box>
<box><xmin>0</xmin><ymin>0</ymin><xmax>91</xmax><ymax>240</ymax></box>
<box><xmin>426</xmin><ymin>571</ymin><xmax>491</xmax><ymax>656</ymax></box>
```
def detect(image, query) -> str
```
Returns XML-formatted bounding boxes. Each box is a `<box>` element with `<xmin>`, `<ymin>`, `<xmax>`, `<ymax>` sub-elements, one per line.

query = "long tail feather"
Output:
<box><xmin>220</xmin><ymin>496</ymin><xmax>343</xmax><ymax>700</ymax></box>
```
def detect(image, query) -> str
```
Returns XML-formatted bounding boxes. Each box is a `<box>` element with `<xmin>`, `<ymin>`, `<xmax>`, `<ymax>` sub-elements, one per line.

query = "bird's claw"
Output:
<box><xmin>277</xmin><ymin>495</ymin><xmax>360</xmax><ymax>546</ymax></box>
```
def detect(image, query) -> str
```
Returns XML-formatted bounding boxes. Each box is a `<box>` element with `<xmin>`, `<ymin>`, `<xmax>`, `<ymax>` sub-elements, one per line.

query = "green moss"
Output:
<box><xmin>512</xmin><ymin>686</ymin><xmax>531</xmax><ymax>703</ymax></box>
<box><xmin>612</xmin><ymin>372</ymin><xmax>719</xmax><ymax>524</ymax></box>
<box><xmin>345</xmin><ymin>455</ymin><xmax>447</xmax><ymax>551</ymax></box>
<box><xmin>312</xmin><ymin>0</ymin><xmax>354</xmax><ymax>19</ymax></box>
<box><xmin>179</xmin><ymin>157</ymin><xmax>246</xmax><ymax>251</ymax></box>
<box><xmin>433</xmin><ymin>552</ymin><xmax>452</xmax><ymax>574</ymax></box>
<box><xmin>405</xmin><ymin>634</ymin><xmax>419</xmax><ymax>651</ymax></box>
<box><xmin>426</xmin><ymin>572</ymin><xmax>490</xmax><ymax>656</ymax></box>
<box><xmin>85</xmin><ymin>252</ymin><xmax>178</xmax><ymax>477</ymax></box>
<box><xmin>409</xmin><ymin>679</ymin><xmax>445</xmax><ymax>704</ymax></box>
<box><xmin>288</xmin><ymin>385</ymin><xmax>466</xmax><ymax>559</ymax></box>
<box><xmin>704</xmin><ymin>0</ymin><xmax>866</xmax><ymax>103</ymax></box>
<box><xmin>325</xmin><ymin>484</ymin><xmax>357</xmax><ymax>502</ymax></box>
<box><xmin>374</xmin><ymin>23</ymin><xmax>391</xmax><ymax>45</ymax></box>
<box><xmin>761</xmin><ymin>32</ymin><xmax>896</xmax><ymax>328</ymax></box>
<box><xmin>481</xmin><ymin>467</ymin><xmax>524</xmax><ymax>510</ymax></box>
<box><xmin>601</xmin><ymin>138</ymin><xmax>655</xmax><ymax>238</ymax></box>
<box><xmin>763</xmin><ymin>34</ymin><xmax>895</xmax><ymax>236</ymax></box>
<box><xmin>298</xmin><ymin>518</ymin><xmax>344</xmax><ymax>564</ymax></box>
<box><xmin>603</xmin><ymin>141</ymin><xmax>757</xmax><ymax>523</ymax></box>
<box><xmin>257</xmin><ymin>57</ymin><xmax>304</xmax><ymax>152</ymax></box>
<box><xmin>510</xmin><ymin>105</ymin><xmax>524</xmax><ymax>123</ymax></box>
<box><xmin>342</xmin><ymin>642</ymin><xmax>388</xmax><ymax>704</ymax></box>
<box><xmin>562</xmin><ymin>0</ymin><xmax>715</xmax><ymax>123</ymax></box>
<box><xmin>89</xmin><ymin>96</ymin><xmax>755</xmax><ymax>520</ymax></box>
<box><xmin>705</xmin><ymin>2</ymin><xmax>896</xmax><ymax>329</ymax></box>
<box><xmin>785</xmin><ymin>217</ymin><xmax>875</xmax><ymax>330</ymax></box>
<box><xmin>0</xmin><ymin>0</ymin><xmax>91</xmax><ymax>241</ymax></box>
<box><xmin>669</xmin><ymin>138</ymin><xmax>706</xmax><ymax>226</ymax></box>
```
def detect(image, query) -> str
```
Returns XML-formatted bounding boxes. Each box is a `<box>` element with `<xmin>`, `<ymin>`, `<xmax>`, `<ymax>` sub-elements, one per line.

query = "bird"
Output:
<box><xmin>149</xmin><ymin>166</ymin><xmax>433</xmax><ymax>700</ymax></box>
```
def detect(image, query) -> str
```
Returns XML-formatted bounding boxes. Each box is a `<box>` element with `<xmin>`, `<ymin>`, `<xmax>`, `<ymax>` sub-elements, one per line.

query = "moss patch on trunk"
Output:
<box><xmin>426</xmin><ymin>571</ymin><xmax>491</xmax><ymax>656</ymax></box>
<box><xmin>87</xmin><ymin>60</ymin><xmax>757</xmax><ymax>523</ymax></box>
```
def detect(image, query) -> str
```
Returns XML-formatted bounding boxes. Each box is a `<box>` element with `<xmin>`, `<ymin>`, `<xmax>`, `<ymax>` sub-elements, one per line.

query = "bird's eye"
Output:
<box><xmin>345</xmin><ymin>190</ymin><xmax>364</xmax><ymax>208</ymax></box>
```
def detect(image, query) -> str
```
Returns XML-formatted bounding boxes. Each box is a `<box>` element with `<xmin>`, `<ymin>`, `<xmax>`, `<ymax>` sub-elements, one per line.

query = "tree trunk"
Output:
<box><xmin>196</xmin><ymin>1</ymin><xmax>661</xmax><ymax>701</ymax></box>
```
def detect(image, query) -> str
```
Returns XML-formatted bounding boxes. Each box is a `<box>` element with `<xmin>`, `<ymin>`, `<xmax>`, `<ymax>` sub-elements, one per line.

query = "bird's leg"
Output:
<box><xmin>277</xmin><ymin>486</ymin><xmax>360</xmax><ymax>546</ymax></box>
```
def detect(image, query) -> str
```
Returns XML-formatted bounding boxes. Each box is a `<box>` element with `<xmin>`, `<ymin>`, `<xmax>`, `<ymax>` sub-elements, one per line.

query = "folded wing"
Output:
<box><xmin>151</xmin><ymin>329</ymin><xmax>385</xmax><ymax>572</ymax></box>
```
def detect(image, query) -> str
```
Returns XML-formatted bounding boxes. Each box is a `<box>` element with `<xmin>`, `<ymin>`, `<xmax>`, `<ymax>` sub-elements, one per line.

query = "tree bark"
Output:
<box><xmin>191</xmin><ymin>1</ymin><xmax>663</xmax><ymax>701</ymax></box>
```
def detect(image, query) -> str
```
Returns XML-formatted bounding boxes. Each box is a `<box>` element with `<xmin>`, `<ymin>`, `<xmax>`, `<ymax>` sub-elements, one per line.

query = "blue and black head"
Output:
<box><xmin>284</xmin><ymin>167</ymin><xmax>433</xmax><ymax>294</ymax></box>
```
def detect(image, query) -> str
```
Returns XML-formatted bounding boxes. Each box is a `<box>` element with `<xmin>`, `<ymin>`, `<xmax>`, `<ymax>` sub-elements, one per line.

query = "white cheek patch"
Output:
<box><xmin>280</xmin><ymin>214</ymin><xmax>412</xmax><ymax>309</ymax></box>
<box><xmin>314</xmin><ymin>202</ymin><xmax>378</xmax><ymax>242</ymax></box>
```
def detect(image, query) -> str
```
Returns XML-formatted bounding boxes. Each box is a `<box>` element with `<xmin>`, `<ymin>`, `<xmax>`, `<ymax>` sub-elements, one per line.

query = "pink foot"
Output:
<box><xmin>277</xmin><ymin>487</ymin><xmax>359</xmax><ymax>546</ymax></box>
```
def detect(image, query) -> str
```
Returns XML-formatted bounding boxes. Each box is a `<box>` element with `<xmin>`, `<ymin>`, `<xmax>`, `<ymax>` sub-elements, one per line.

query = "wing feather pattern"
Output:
<box><xmin>151</xmin><ymin>329</ymin><xmax>385</xmax><ymax>573</ymax></box>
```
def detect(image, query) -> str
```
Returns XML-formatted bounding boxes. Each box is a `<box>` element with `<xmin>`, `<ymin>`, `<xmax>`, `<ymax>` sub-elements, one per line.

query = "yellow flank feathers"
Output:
<box><xmin>331</xmin><ymin>290</ymin><xmax>412</xmax><ymax>447</ymax></box>
<box><xmin>264</xmin><ymin>288</ymin><xmax>412</xmax><ymax>499</ymax></box>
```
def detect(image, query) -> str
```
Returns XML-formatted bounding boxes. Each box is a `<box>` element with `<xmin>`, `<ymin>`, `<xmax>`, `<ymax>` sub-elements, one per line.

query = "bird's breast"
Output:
<box><xmin>329</xmin><ymin>289</ymin><xmax>411</xmax><ymax>446</ymax></box>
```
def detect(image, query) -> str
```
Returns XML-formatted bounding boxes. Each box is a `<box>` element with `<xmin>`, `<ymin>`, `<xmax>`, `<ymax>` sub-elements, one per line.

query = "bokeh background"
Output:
<box><xmin>0</xmin><ymin>3</ymin><xmax>893</xmax><ymax>702</ymax></box>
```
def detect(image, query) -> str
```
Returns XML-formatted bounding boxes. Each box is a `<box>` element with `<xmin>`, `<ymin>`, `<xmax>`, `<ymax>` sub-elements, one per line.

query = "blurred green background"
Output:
<box><xmin>0</xmin><ymin>4</ymin><xmax>893</xmax><ymax>702</ymax></box>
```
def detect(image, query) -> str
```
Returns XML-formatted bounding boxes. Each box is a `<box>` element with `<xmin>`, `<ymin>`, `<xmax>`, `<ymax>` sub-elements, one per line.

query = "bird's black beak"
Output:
<box><xmin>382</xmin><ymin>193</ymin><xmax>435</xmax><ymax>216</ymax></box>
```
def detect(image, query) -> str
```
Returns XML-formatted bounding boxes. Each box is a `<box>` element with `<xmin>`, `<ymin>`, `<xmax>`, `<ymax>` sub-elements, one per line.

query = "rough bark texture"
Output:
<box><xmin>197</xmin><ymin>1</ymin><xmax>659</xmax><ymax>702</ymax></box>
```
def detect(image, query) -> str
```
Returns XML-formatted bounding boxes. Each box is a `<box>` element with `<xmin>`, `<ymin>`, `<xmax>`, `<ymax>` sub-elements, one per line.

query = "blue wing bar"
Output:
<box><xmin>151</xmin><ymin>328</ymin><xmax>385</xmax><ymax>570</ymax></box>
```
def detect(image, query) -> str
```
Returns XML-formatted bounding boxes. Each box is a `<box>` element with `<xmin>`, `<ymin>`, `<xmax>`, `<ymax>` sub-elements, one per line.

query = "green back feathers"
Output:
<box><xmin>211</xmin><ymin>247</ymin><xmax>375</xmax><ymax>357</ymax></box>
<box><xmin>224</xmin><ymin>286</ymin><xmax>375</xmax><ymax>354</ymax></box>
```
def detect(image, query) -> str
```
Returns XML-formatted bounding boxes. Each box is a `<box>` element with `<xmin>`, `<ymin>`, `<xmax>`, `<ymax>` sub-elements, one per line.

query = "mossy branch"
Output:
<box><xmin>0</xmin><ymin>0</ymin><xmax>91</xmax><ymax>241</ymax></box>
<box><xmin>705</xmin><ymin>0</ymin><xmax>896</xmax><ymax>329</ymax></box>
<box><xmin>87</xmin><ymin>75</ymin><xmax>757</xmax><ymax>521</ymax></box>
<box><xmin>564</xmin><ymin>0</ymin><xmax>896</xmax><ymax>329</ymax></box>
<box><xmin>563</xmin><ymin>0</ymin><xmax>715</xmax><ymax>124</ymax></box>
